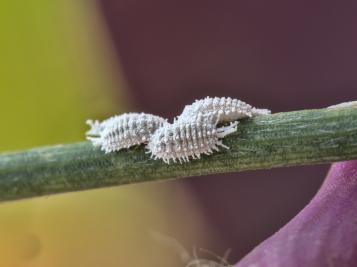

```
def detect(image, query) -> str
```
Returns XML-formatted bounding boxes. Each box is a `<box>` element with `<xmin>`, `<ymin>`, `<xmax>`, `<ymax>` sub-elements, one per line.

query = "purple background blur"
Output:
<box><xmin>99</xmin><ymin>0</ymin><xmax>357</xmax><ymax>261</ymax></box>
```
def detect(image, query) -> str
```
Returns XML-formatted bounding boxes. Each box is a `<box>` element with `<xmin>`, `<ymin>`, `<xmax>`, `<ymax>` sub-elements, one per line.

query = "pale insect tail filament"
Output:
<box><xmin>86</xmin><ymin>119</ymin><xmax>102</xmax><ymax>136</ymax></box>
<box><xmin>252</xmin><ymin>108</ymin><xmax>271</xmax><ymax>116</ymax></box>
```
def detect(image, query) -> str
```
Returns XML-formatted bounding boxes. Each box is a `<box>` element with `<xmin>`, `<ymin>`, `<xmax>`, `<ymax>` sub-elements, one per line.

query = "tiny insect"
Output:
<box><xmin>146</xmin><ymin>114</ymin><xmax>238</xmax><ymax>164</ymax></box>
<box><xmin>86</xmin><ymin>112</ymin><xmax>168</xmax><ymax>153</ymax></box>
<box><xmin>176</xmin><ymin>96</ymin><xmax>270</xmax><ymax>123</ymax></box>
<box><xmin>150</xmin><ymin>230</ymin><xmax>232</xmax><ymax>267</ymax></box>
<box><xmin>186</xmin><ymin>247</ymin><xmax>232</xmax><ymax>267</ymax></box>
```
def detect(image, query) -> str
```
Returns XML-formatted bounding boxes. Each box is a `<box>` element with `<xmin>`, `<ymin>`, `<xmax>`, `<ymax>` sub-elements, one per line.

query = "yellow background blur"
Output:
<box><xmin>0</xmin><ymin>1</ymin><xmax>210</xmax><ymax>266</ymax></box>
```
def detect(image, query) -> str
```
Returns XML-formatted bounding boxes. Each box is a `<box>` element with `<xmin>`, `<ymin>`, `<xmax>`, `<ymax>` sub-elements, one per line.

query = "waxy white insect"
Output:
<box><xmin>86</xmin><ymin>113</ymin><xmax>168</xmax><ymax>153</ymax></box>
<box><xmin>176</xmin><ymin>96</ymin><xmax>270</xmax><ymax>123</ymax></box>
<box><xmin>146</xmin><ymin>114</ymin><xmax>238</xmax><ymax>164</ymax></box>
<box><xmin>86</xmin><ymin>97</ymin><xmax>271</xmax><ymax>164</ymax></box>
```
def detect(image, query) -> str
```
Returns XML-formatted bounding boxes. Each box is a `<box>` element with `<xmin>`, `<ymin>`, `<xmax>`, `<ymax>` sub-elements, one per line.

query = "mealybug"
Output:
<box><xmin>146</xmin><ymin>114</ymin><xmax>238</xmax><ymax>164</ymax></box>
<box><xmin>86</xmin><ymin>113</ymin><xmax>168</xmax><ymax>153</ymax></box>
<box><xmin>176</xmin><ymin>96</ymin><xmax>270</xmax><ymax>123</ymax></box>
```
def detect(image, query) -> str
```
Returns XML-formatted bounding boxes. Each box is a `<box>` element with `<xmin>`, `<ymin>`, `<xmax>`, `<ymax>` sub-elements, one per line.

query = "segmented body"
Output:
<box><xmin>146</xmin><ymin>115</ymin><xmax>238</xmax><ymax>164</ymax></box>
<box><xmin>86</xmin><ymin>113</ymin><xmax>168</xmax><ymax>153</ymax></box>
<box><xmin>176</xmin><ymin>96</ymin><xmax>270</xmax><ymax>123</ymax></box>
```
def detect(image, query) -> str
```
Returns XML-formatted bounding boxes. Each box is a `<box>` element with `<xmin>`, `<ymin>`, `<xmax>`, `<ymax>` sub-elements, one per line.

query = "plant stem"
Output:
<box><xmin>1</xmin><ymin>103</ymin><xmax>357</xmax><ymax>202</ymax></box>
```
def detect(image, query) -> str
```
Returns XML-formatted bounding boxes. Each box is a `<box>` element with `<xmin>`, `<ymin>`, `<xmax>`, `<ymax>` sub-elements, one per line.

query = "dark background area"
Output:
<box><xmin>99</xmin><ymin>0</ymin><xmax>357</xmax><ymax>261</ymax></box>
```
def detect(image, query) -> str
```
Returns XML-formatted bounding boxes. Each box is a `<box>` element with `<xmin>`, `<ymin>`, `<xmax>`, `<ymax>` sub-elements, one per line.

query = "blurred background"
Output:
<box><xmin>0</xmin><ymin>0</ymin><xmax>356</xmax><ymax>266</ymax></box>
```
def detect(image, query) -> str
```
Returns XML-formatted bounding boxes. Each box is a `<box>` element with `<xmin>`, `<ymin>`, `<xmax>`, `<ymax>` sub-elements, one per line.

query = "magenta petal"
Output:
<box><xmin>235</xmin><ymin>160</ymin><xmax>357</xmax><ymax>267</ymax></box>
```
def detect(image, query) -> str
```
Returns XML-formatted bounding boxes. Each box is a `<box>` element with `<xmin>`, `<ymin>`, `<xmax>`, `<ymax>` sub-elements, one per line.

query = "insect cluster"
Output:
<box><xmin>86</xmin><ymin>97</ymin><xmax>270</xmax><ymax>163</ymax></box>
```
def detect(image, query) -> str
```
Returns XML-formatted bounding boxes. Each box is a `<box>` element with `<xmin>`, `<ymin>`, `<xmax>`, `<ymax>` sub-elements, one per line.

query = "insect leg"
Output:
<box><xmin>86</xmin><ymin>136</ymin><xmax>102</xmax><ymax>147</ymax></box>
<box><xmin>217</xmin><ymin>121</ymin><xmax>238</xmax><ymax>138</ymax></box>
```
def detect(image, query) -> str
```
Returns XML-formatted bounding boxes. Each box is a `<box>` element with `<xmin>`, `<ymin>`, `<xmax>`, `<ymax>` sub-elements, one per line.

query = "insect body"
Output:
<box><xmin>86</xmin><ymin>113</ymin><xmax>168</xmax><ymax>153</ymax></box>
<box><xmin>176</xmin><ymin>96</ymin><xmax>270</xmax><ymax>123</ymax></box>
<box><xmin>146</xmin><ymin>115</ymin><xmax>238</xmax><ymax>164</ymax></box>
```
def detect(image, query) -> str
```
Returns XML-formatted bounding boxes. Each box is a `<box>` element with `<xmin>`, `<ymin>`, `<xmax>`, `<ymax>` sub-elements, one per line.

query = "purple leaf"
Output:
<box><xmin>236</xmin><ymin>160</ymin><xmax>357</xmax><ymax>267</ymax></box>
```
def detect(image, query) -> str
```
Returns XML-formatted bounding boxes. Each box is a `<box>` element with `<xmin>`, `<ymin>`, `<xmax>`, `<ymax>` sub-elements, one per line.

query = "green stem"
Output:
<box><xmin>1</xmin><ymin>103</ymin><xmax>357</xmax><ymax>202</ymax></box>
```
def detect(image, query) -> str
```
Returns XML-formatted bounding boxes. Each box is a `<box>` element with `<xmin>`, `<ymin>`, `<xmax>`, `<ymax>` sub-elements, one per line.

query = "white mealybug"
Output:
<box><xmin>176</xmin><ymin>96</ymin><xmax>270</xmax><ymax>123</ymax></box>
<box><xmin>86</xmin><ymin>113</ymin><xmax>168</xmax><ymax>153</ymax></box>
<box><xmin>146</xmin><ymin>114</ymin><xmax>238</xmax><ymax>164</ymax></box>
